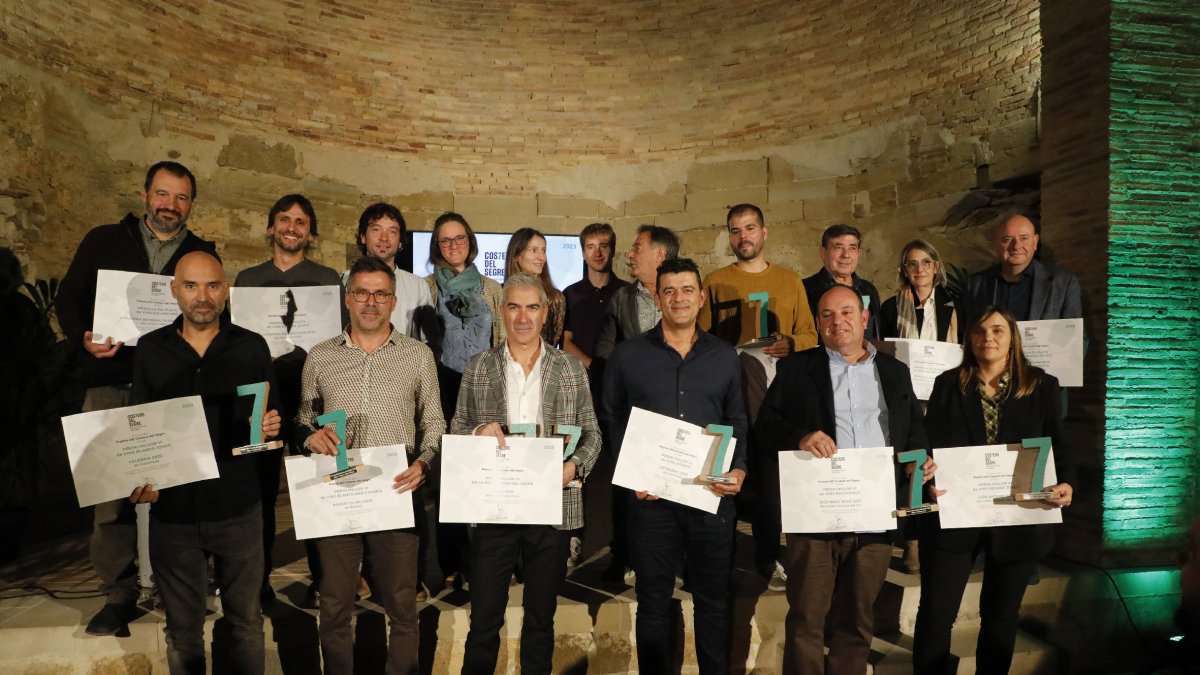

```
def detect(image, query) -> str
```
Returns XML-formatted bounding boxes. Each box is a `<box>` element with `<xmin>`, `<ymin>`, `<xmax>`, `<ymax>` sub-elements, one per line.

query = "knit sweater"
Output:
<box><xmin>699</xmin><ymin>263</ymin><xmax>818</xmax><ymax>350</ymax></box>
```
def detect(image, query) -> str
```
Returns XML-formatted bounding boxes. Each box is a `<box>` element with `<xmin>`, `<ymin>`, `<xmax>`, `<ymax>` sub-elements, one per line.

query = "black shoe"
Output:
<box><xmin>85</xmin><ymin>603</ymin><xmax>135</xmax><ymax>637</ymax></box>
<box><xmin>299</xmin><ymin>584</ymin><xmax>320</xmax><ymax>610</ymax></box>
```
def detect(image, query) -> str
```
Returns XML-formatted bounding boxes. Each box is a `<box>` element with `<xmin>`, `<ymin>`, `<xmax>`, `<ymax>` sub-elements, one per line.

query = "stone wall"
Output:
<box><xmin>0</xmin><ymin>0</ymin><xmax>1044</xmax><ymax>296</ymax></box>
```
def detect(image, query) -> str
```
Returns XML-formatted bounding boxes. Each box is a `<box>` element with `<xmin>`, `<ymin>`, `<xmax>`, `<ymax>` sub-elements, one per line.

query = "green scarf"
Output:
<box><xmin>434</xmin><ymin>264</ymin><xmax>487</xmax><ymax>318</ymax></box>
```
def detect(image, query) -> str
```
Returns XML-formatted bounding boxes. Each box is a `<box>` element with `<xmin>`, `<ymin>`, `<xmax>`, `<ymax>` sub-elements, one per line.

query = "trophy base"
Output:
<box><xmin>702</xmin><ymin>475</ymin><xmax>738</xmax><ymax>484</ymax></box>
<box><xmin>324</xmin><ymin>465</ymin><xmax>363</xmax><ymax>482</ymax></box>
<box><xmin>233</xmin><ymin>440</ymin><xmax>284</xmax><ymax>455</ymax></box>
<box><xmin>1014</xmin><ymin>490</ymin><xmax>1062</xmax><ymax>502</ymax></box>
<box><xmin>565</xmin><ymin>479</ymin><xmax>583</xmax><ymax>489</ymax></box>
<box><xmin>893</xmin><ymin>503</ymin><xmax>939</xmax><ymax>518</ymax></box>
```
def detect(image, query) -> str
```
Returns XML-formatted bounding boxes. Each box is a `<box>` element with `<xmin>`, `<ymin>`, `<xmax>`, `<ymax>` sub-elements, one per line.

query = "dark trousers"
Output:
<box><xmin>150</xmin><ymin>506</ymin><xmax>264</xmax><ymax>675</ymax></box>
<box><xmin>781</xmin><ymin>533</ymin><xmax>892</xmax><ymax>675</ymax></box>
<box><xmin>85</xmin><ymin>385</ymin><xmax>140</xmax><ymax>606</ymax></box>
<box><xmin>462</xmin><ymin>525</ymin><xmax>569</xmax><ymax>675</ymax></box>
<box><xmin>912</xmin><ymin>530</ymin><xmax>1036</xmax><ymax>675</ymax></box>
<box><xmin>256</xmin><ymin>450</ymin><xmax>282</xmax><ymax>587</ymax></box>
<box><xmin>750</xmin><ymin>446</ymin><xmax>782</xmax><ymax>573</ymax></box>
<box><xmin>629</xmin><ymin>498</ymin><xmax>735</xmax><ymax>675</ymax></box>
<box><xmin>315</xmin><ymin>529</ymin><xmax>420</xmax><ymax>675</ymax></box>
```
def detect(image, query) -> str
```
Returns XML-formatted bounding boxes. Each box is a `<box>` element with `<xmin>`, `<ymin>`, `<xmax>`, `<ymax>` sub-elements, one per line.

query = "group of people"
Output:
<box><xmin>56</xmin><ymin>160</ymin><xmax>1082</xmax><ymax>674</ymax></box>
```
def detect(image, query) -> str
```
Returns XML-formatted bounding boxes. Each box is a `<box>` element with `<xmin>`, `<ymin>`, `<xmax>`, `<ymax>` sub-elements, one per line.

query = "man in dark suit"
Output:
<box><xmin>966</xmin><ymin>212</ymin><xmax>1082</xmax><ymax>323</ymax></box>
<box><xmin>756</xmin><ymin>284</ymin><xmax>934</xmax><ymax>675</ymax></box>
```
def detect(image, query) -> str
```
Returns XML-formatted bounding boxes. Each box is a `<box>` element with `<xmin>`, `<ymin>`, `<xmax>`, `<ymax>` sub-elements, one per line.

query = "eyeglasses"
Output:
<box><xmin>348</xmin><ymin>289</ymin><xmax>394</xmax><ymax>304</ymax></box>
<box><xmin>438</xmin><ymin>234</ymin><xmax>469</xmax><ymax>248</ymax></box>
<box><xmin>903</xmin><ymin>259</ymin><xmax>935</xmax><ymax>271</ymax></box>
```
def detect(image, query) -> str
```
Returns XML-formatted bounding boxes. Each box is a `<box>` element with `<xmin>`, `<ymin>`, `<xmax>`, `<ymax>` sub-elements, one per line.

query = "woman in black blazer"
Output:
<box><xmin>880</xmin><ymin>239</ymin><xmax>959</xmax><ymax>343</ymax></box>
<box><xmin>912</xmin><ymin>305</ymin><xmax>1075</xmax><ymax>675</ymax></box>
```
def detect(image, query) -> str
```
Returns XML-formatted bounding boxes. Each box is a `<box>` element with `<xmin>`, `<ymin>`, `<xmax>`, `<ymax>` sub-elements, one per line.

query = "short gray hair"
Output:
<box><xmin>503</xmin><ymin>273</ymin><xmax>548</xmax><ymax>306</ymax></box>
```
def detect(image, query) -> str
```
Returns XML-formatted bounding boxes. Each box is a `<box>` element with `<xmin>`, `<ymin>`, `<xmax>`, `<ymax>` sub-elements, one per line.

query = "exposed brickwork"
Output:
<box><xmin>1103</xmin><ymin>0</ymin><xmax>1200</xmax><ymax>558</ymax></box>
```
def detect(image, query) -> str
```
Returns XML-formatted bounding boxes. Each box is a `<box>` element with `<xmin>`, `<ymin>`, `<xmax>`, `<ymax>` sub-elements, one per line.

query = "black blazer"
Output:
<box><xmin>922</xmin><ymin>369</ymin><xmax>1075</xmax><ymax>563</ymax></box>
<box><xmin>755</xmin><ymin>347</ymin><xmax>928</xmax><ymax>521</ymax></box>
<box><xmin>879</xmin><ymin>286</ymin><xmax>958</xmax><ymax>343</ymax></box>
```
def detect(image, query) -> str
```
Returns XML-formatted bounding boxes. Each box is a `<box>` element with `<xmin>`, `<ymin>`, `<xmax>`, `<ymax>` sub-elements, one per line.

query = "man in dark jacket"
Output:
<box><xmin>802</xmin><ymin>224</ymin><xmax>883</xmax><ymax>341</ymax></box>
<box><xmin>965</xmin><ymin>212</ymin><xmax>1082</xmax><ymax>323</ymax></box>
<box><xmin>756</xmin><ymin>284</ymin><xmax>933</xmax><ymax>675</ymax></box>
<box><xmin>128</xmin><ymin>251</ymin><xmax>280</xmax><ymax>675</ymax></box>
<box><xmin>56</xmin><ymin>161</ymin><xmax>217</xmax><ymax>637</ymax></box>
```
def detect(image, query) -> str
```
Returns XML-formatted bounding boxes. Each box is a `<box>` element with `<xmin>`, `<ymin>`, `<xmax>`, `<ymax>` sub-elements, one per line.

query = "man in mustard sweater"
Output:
<box><xmin>699</xmin><ymin>203</ymin><xmax>818</xmax><ymax>592</ymax></box>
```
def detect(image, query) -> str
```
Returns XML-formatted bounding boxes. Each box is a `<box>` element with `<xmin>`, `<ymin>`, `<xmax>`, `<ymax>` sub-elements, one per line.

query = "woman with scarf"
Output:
<box><xmin>504</xmin><ymin>227</ymin><xmax>565</xmax><ymax>347</ymax></box>
<box><xmin>880</xmin><ymin>239</ymin><xmax>959</xmax><ymax>573</ymax></box>
<box><xmin>425</xmin><ymin>212</ymin><xmax>505</xmax><ymax>423</ymax></box>
<box><xmin>880</xmin><ymin>239</ymin><xmax>960</xmax><ymax>344</ymax></box>
<box><xmin>424</xmin><ymin>212</ymin><xmax>505</xmax><ymax>590</ymax></box>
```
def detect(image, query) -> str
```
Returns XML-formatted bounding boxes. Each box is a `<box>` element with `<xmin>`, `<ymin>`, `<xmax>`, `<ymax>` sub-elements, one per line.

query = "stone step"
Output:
<box><xmin>875</xmin><ymin>562</ymin><xmax>1071</xmax><ymax>635</ymax></box>
<box><xmin>870</xmin><ymin>628</ymin><xmax>1058</xmax><ymax>675</ymax></box>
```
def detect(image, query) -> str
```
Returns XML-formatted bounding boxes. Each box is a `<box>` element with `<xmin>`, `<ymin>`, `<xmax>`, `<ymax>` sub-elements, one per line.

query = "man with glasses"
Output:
<box><xmin>295</xmin><ymin>256</ymin><xmax>444</xmax><ymax>675</ymax></box>
<box><xmin>802</xmin><ymin>224</ymin><xmax>882</xmax><ymax>340</ymax></box>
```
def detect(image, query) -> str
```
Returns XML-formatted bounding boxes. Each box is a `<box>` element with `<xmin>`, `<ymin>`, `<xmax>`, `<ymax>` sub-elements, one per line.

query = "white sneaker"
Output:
<box><xmin>767</xmin><ymin>561</ymin><xmax>788</xmax><ymax>592</ymax></box>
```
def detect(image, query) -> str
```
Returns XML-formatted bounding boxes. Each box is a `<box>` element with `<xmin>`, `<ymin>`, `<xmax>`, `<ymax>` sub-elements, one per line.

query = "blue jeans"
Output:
<box><xmin>150</xmin><ymin>506</ymin><xmax>264</xmax><ymax>675</ymax></box>
<box><xmin>628</xmin><ymin>497</ymin><xmax>735</xmax><ymax>674</ymax></box>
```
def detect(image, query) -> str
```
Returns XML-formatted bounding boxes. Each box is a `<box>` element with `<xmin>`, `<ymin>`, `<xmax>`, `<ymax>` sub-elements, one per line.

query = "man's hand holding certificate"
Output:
<box><xmin>440</xmin><ymin>433</ymin><xmax>564</xmax><ymax>525</ymax></box>
<box><xmin>284</xmin><ymin>445</ymin><xmax>416</xmax><ymax>539</ymax></box>
<box><xmin>62</xmin><ymin>396</ymin><xmax>219</xmax><ymax>507</ymax></box>
<box><xmin>1017</xmin><ymin>318</ymin><xmax>1084</xmax><ymax>387</ymax></box>
<box><xmin>91</xmin><ymin>270</ymin><xmax>180</xmax><ymax>346</ymax></box>
<box><xmin>230</xmin><ymin>285</ymin><xmax>342</xmax><ymax>358</ymax></box>
<box><xmin>779</xmin><ymin>446</ymin><xmax>899</xmax><ymax>533</ymax></box>
<box><xmin>611</xmin><ymin>407</ymin><xmax>739</xmax><ymax>515</ymax></box>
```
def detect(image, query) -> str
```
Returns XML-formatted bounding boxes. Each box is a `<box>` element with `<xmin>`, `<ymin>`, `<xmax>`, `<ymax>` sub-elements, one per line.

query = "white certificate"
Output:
<box><xmin>1017</xmin><ymin>318</ymin><xmax>1083</xmax><ymax>387</ymax></box>
<box><xmin>231</xmin><ymin>286</ymin><xmax>343</xmax><ymax>358</ymax></box>
<box><xmin>62</xmin><ymin>396</ymin><xmax>219</xmax><ymax>507</ymax></box>
<box><xmin>932</xmin><ymin>443</ymin><xmax>1062</xmax><ymax>529</ymax></box>
<box><xmin>885</xmin><ymin>338</ymin><xmax>963</xmax><ymax>400</ymax></box>
<box><xmin>611</xmin><ymin>407</ymin><xmax>736</xmax><ymax>515</ymax></box>
<box><xmin>283</xmin><ymin>445</ymin><xmax>414</xmax><ymax>539</ymax></box>
<box><xmin>91</xmin><ymin>270</ymin><xmax>179</xmax><ymax>346</ymax></box>
<box><xmin>439</xmin><ymin>435</ymin><xmax>564</xmax><ymax>525</ymax></box>
<box><xmin>778</xmin><ymin>447</ymin><xmax>898</xmax><ymax>533</ymax></box>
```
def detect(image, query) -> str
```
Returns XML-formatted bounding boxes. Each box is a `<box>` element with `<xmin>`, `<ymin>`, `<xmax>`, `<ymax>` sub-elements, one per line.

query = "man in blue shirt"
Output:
<box><xmin>601</xmin><ymin>257</ymin><xmax>747</xmax><ymax>674</ymax></box>
<box><xmin>756</xmin><ymin>284</ymin><xmax>933</xmax><ymax>675</ymax></box>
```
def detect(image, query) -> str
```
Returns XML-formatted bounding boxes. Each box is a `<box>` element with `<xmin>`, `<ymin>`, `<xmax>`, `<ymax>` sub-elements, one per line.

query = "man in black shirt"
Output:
<box><xmin>57</xmin><ymin>161</ymin><xmax>217</xmax><ymax>637</ymax></box>
<box><xmin>601</xmin><ymin>257</ymin><xmax>747</xmax><ymax>674</ymax></box>
<box><xmin>129</xmin><ymin>251</ymin><xmax>281</xmax><ymax>675</ymax></box>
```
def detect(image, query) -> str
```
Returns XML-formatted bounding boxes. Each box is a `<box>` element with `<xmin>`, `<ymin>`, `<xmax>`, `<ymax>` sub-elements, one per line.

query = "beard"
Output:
<box><xmin>182</xmin><ymin>301</ymin><xmax>221</xmax><ymax>326</ymax></box>
<box><xmin>274</xmin><ymin>231</ymin><xmax>309</xmax><ymax>253</ymax></box>
<box><xmin>733</xmin><ymin>242</ymin><xmax>761</xmax><ymax>261</ymax></box>
<box><xmin>146</xmin><ymin>207</ymin><xmax>188</xmax><ymax>235</ymax></box>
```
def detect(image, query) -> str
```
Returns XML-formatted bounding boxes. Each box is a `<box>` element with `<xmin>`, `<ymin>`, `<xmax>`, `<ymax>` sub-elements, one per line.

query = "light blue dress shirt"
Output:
<box><xmin>827</xmin><ymin>342</ymin><xmax>890</xmax><ymax>449</ymax></box>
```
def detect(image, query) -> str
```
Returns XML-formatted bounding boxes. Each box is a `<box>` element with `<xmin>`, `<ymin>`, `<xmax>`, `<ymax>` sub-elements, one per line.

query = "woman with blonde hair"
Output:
<box><xmin>880</xmin><ymin>239</ymin><xmax>958</xmax><ymax>343</ymax></box>
<box><xmin>505</xmin><ymin>227</ymin><xmax>566</xmax><ymax>347</ymax></box>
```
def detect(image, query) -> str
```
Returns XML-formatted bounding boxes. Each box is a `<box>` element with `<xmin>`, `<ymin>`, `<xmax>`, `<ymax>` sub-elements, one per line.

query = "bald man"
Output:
<box><xmin>756</xmin><ymin>284</ymin><xmax>932</xmax><ymax>675</ymax></box>
<box><xmin>129</xmin><ymin>251</ymin><xmax>281</xmax><ymax>675</ymax></box>
<box><xmin>965</xmin><ymin>212</ymin><xmax>1082</xmax><ymax>325</ymax></box>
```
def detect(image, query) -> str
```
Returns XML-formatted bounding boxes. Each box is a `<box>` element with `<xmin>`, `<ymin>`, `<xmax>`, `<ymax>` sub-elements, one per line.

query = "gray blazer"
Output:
<box><xmin>450</xmin><ymin>343</ymin><xmax>602</xmax><ymax>530</ymax></box>
<box><xmin>966</xmin><ymin>259</ymin><xmax>1082</xmax><ymax>323</ymax></box>
<box><xmin>593</xmin><ymin>283</ymin><xmax>647</xmax><ymax>360</ymax></box>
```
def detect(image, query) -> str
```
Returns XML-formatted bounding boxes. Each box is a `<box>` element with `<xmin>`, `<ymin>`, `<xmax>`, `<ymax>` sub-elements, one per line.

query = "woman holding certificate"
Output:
<box><xmin>504</xmin><ymin>227</ymin><xmax>566</xmax><ymax>347</ymax></box>
<box><xmin>879</xmin><ymin>239</ymin><xmax>959</xmax><ymax>573</ymax></box>
<box><xmin>879</xmin><ymin>239</ymin><xmax>959</xmax><ymax>343</ymax></box>
<box><xmin>912</xmin><ymin>306</ymin><xmax>1075</xmax><ymax>675</ymax></box>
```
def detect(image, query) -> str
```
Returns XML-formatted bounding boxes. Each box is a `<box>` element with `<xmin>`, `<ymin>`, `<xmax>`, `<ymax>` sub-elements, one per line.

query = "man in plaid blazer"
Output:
<box><xmin>451</xmin><ymin>273</ymin><xmax>602</xmax><ymax>675</ymax></box>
